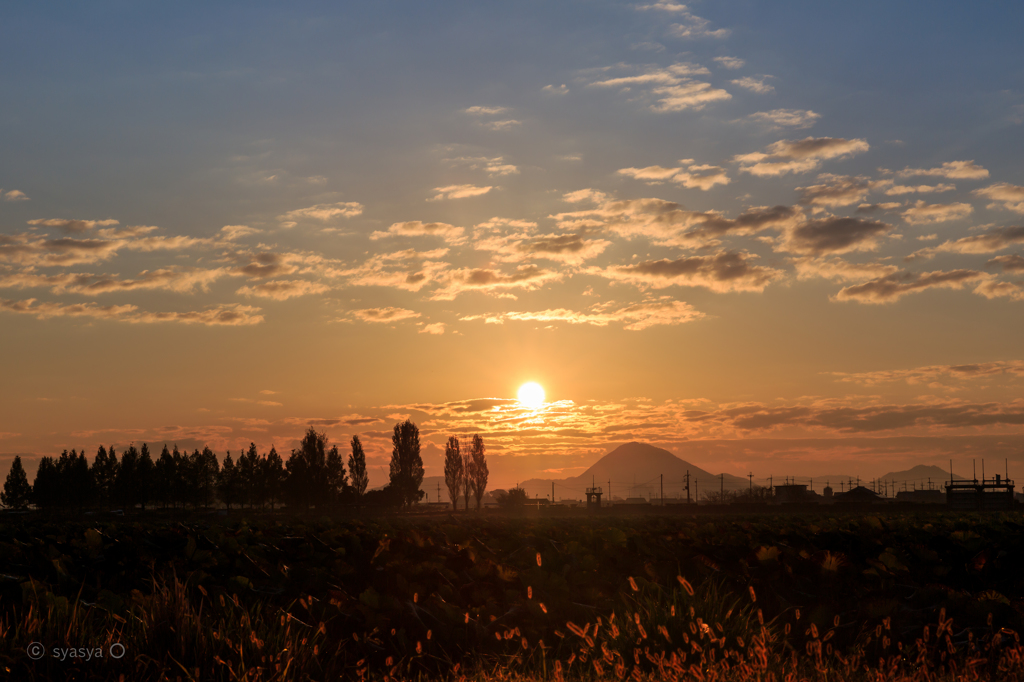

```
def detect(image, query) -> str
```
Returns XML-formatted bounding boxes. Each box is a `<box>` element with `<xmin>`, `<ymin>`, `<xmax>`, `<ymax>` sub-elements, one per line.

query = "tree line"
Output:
<box><xmin>1</xmin><ymin>420</ymin><xmax>491</xmax><ymax>513</ymax></box>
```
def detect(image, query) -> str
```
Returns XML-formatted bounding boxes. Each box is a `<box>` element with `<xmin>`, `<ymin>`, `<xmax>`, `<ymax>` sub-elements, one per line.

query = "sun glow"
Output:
<box><xmin>517</xmin><ymin>382</ymin><xmax>546</xmax><ymax>408</ymax></box>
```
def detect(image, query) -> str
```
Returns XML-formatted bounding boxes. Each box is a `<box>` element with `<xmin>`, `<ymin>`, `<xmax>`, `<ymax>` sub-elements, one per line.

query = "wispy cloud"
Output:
<box><xmin>2</xmin><ymin>190</ymin><xmax>29</xmax><ymax>201</ymax></box>
<box><xmin>907</xmin><ymin>226</ymin><xmax>1024</xmax><ymax>259</ymax></box>
<box><xmin>731</xmin><ymin>76</ymin><xmax>774</xmax><ymax>93</ymax></box>
<box><xmin>370</xmin><ymin>221</ymin><xmax>466</xmax><ymax>243</ymax></box>
<box><xmin>462</xmin><ymin>298</ymin><xmax>704</xmax><ymax>330</ymax></box>
<box><xmin>901</xmin><ymin>200</ymin><xmax>973</xmax><ymax>225</ymax></box>
<box><xmin>832</xmin><ymin>269</ymin><xmax>991</xmax><ymax>304</ymax></box>
<box><xmin>973</xmin><ymin>182</ymin><xmax>1024</xmax><ymax>213</ymax></box>
<box><xmin>431</xmin><ymin>265</ymin><xmax>563</xmax><ymax>300</ymax></box>
<box><xmin>746</xmin><ymin>109</ymin><xmax>820</xmax><ymax>129</ymax></box>
<box><xmin>0</xmin><ymin>298</ymin><xmax>264</xmax><ymax>325</ymax></box>
<box><xmin>236</xmin><ymin>279</ymin><xmax>330</xmax><ymax>300</ymax></box>
<box><xmin>464</xmin><ymin>106</ymin><xmax>508</xmax><ymax>115</ymax></box>
<box><xmin>713</xmin><ymin>56</ymin><xmax>745</xmax><ymax>69</ymax></box>
<box><xmin>593</xmin><ymin>251</ymin><xmax>784</xmax><ymax>293</ymax></box>
<box><xmin>831</xmin><ymin>360</ymin><xmax>1024</xmax><ymax>385</ymax></box>
<box><xmin>617</xmin><ymin>160</ymin><xmax>730</xmax><ymax>190</ymax></box>
<box><xmin>277</xmin><ymin>201</ymin><xmax>363</xmax><ymax>228</ymax></box>
<box><xmin>28</xmin><ymin>218</ymin><xmax>120</xmax><ymax>234</ymax></box>
<box><xmin>777</xmin><ymin>216</ymin><xmax>893</xmax><ymax>256</ymax></box>
<box><xmin>735</xmin><ymin>137</ymin><xmax>869</xmax><ymax>176</ymax></box>
<box><xmin>350</xmin><ymin>307</ymin><xmax>421</xmax><ymax>323</ymax></box>
<box><xmin>796</xmin><ymin>175</ymin><xmax>871</xmax><ymax>207</ymax></box>
<box><xmin>896</xmin><ymin>160</ymin><xmax>989</xmax><ymax>180</ymax></box>
<box><xmin>428</xmin><ymin>184</ymin><xmax>493</xmax><ymax>201</ymax></box>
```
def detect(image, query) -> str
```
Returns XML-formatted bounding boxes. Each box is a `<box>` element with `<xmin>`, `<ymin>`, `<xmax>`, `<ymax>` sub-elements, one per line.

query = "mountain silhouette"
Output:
<box><xmin>519</xmin><ymin>442</ymin><xmax>749</xmax><ymax>502</ymax></box>
<box><xmin>878</xmin><ymin>464</ymin><xmax>966</xmax><ymax>486</ymax></box>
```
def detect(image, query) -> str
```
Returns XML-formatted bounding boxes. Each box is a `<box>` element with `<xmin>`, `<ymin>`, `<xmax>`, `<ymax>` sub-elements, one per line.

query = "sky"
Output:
<box><xmin>2</xmin><ymin>1</ymin><xmax>1024</xmax><ymax>489</ymax></box>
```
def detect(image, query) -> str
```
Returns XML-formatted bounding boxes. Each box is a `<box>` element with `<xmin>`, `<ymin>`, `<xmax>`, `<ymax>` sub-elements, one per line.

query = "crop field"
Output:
<box><xmin>2</xmin><ymin>510</ymin><xmax>1024</xmax><ymax>681</ymax></box>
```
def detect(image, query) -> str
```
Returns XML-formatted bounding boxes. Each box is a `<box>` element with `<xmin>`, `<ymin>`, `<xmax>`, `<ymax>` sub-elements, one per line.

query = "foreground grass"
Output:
<box><xmin>2</xmin><ymin>511</ymin><xmax>1023</xmax><ymax>680</ymax></box>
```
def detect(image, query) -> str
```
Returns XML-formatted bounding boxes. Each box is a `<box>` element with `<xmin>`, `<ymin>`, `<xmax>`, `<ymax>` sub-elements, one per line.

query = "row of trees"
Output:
<box><xmin>442</xmin><ymin>434</ymin><xmax>489</xmax><ymax>510</ymax></box>
<box><xmin>0</xmin><ymin>427</ymin><xmax>371</xmax><ymax>512</ymax></box>
<box><xmin>1</xmin><ymin>420</ymin><xmax>492</xmax><ymax>513</ymax></box>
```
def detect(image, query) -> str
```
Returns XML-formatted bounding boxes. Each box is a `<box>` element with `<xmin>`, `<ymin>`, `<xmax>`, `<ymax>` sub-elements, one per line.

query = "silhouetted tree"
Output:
<box><xmin>91</xmin><ymin>446</ymin><xmax>118</xmax><ymax>510</ymax></box>
<box><xmin>348</xmin><ymin>436</ymin><xmax>368</xmax><ymax>497</ymax></box>
<box><xmin>32</xmin><ymin>457</ymin><xmax>59</xmax><ymax>510</ymax></box>
<box><xmin>287</xmin><ymin>427</ymin><xmax>330</xmax><ymax>509</ymax></box>
<box><xmin>462</xmin><ymin>452</ymin><xmax>472</xmax><ymax>512</ymax></box>
<box><xmin>443</xmin><ymin>436</ymin><xmax>463</xmax><ymax>511</ymax></box>
<box><xmin>326</xmin><ymin>445</ymin><xmax>348</xmax><ymax>507</ymax></box>
<box><xmin>138</xmin><ymin>444</ymin><xmax>154</xmax><ymax>510</ymax></box>
<box><xmin>389</xmin><ymin>420</ymin><xmax>424</xmax><ymax>507</ymax></box>
<box><xmin>263</xmin><ymin>446</ymin><xmax>285</xmax><ymax>508</ymax></box>
<box><xmin>154</xmin><ymin>445</ymin><xmax>175</xmax><ymax>509</ymax></box>
<box><xmin>171</xmin><ymin>445</ymin><xmax>187</xmax><ymax>508</ymax></box>
<box><xmin>113</xmin><ymin>445</ymin><xmax>142</xmax><ymax>512</ymax></box>
<box><xmin>71</xmin><ymin>450</ymin><xmax>94</xmax><ymax>509</ymax></box>
<box><xmin>495</xmin><ymin>487</ymin><xmax>528</xmax><ymax>508</ymax></box>
<box><xmin>238</xmin><ymin>443</ymin><xmax>260</xmax><ymax>508</ymax></box>
<box><xmin>218</xmin><ymin>452</ymin><xmax>242</xmax><ymax>509</ymax></box>
<box><xmin>467</xmin><ymin>434</ymin><xmax>488</xmax><ymax>511</ymax></box>
<box><xmin>1</xmin><ymin>456</ymin><xmax>32</xmax><ymax>510</ymax></box>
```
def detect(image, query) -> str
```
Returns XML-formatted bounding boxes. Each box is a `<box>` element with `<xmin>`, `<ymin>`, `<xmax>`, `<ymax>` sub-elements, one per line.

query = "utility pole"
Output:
<box><xmin>685</xmin><ymin>471</ymin><xmax>690</xmax><ymax>505</ymax></box>
<box><xmin>748</xmin><ymin>472</ymin><xmax>753</xmax><ymax>490</ymax></box>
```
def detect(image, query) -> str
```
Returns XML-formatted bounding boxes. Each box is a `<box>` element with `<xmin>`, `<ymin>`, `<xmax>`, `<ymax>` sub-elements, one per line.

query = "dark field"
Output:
<box><xmin>2</xmin><ymin>510</ymin><xmax>1024</xmax><ymax>681</ymax></box>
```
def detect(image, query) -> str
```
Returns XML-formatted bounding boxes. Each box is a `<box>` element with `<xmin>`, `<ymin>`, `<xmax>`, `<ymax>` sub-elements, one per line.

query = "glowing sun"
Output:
<box><xmin>517</xmin><ymin>382</ymin><xmax>546</xmax><ymax>408</ymax></box>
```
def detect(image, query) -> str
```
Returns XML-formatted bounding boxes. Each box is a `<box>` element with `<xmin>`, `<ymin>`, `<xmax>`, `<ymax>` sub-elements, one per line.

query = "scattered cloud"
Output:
<box><xmin>880</xmin><ymin>182</ymin><xmax>955</xmax><ymax>196</ymax></box>
<box><xmin>972</xmin><ymin>279</ymin><xmax>1024</xmax><ymax>301</ymax></box>
<box><xmin>277</xmin><ymin>202</ymin><xmax>363</xmax><ymax>228</ymax></box>
<box><xmin>464</xmin><ymin>106</ymin><xmax>508</xmax><ymax>115</ymax></box>
<box><xmin>778</xmin><ymin>216</ymin><xmax>892</xmax><ymax>256</ymax></box>
<box><xmin>901</xmin><ymin>200</ymin><xmax>974</xmax><ymax>225</ymax></box>
<box><xmin>462</xmin><ymin>298</ymin><xmax>704</xmax><ymax>331</ymax></box>
<box><xmin>3</xmin><ymin>190</ymin><xmax>30</xmax><ymax>201</ymax></box>
<box><xmin>594</xmin><ymin>251</ymin><xmax>785</xmax><ymax>293</ymax></box>
<box><xmin>651</xmin><ymin>81</ymin><xmax>731</xmax><ymax>112</ymax></box>
<box><xmin>542</xmin><ymin>84</ymin><xmax>569</xmax><ymax>94</ymax></box>
<box><xmin>428</xmin><ymin>184</ymin><xmax>493</xmax><ymax>201</ymax></box>
<box><xmin>796</xmin><ymin>175</ymin><xmax>871</xmax><ymax>207</ymax></box>
<box><xmin>792</xmin><ymin>257</ymin><xmax>900</xmax><ymax>282</ymax></box>
<box><xmin>588</xmin><ymin>64</ymin><xmax>729</xmax><ymax>112</ymax></box>
<box><xmin>482</xmin><ymin>120</ymin><xmax>521</xmax><ymax>131</ymax></box>
<box><xmin>475</xmin><ymin>228</ymin><xmax>611</xmax><ymax>266</ymax></box>
<box><xmin>431</xmin><ymin>265</ymin><xmax>563</xmax><ymax>300</ymax></box>
<box><xmin>419</xmin><ymin>322</ymin><xmax>446</xmax><ymax>335</ymax></box>
<box><xmin>0</xmin><ymin>298</ymin><xmax>264</xmax><ymax>325</ymax></box>
<box><xmin>896</xmin><ymin>160</ymin><xmax>989</xmax><ymax>180</ymax></box>
<box><xmin>28</xmin><ymin>218</ymin><xmax>120</xmax><ymax>234</ymax></box>
<box><xmin>973</xmin><ymin>183</ymin><xmax>1024</xmax><ymax>213</ymax></box>
<box><xmin>351</xmin><ymin>307</ymin><xmax>421</xmax><ymax>323</ymax></box>
<box><xmin>370</xmin><ymin>221</ymin><xmax>466</xmax><ymax>243</ymax></box>
<box><xmin>713</xmin><ymin>56</ymin><xmax>745</xmax><ymax>69</ymax></box>
<box><xmin>220</xmin><ymin>225</ymin><xmax>260</xmax><ymax>240</ymax></box>
<box><xmin>237</xmin><ymin>279</ymin><xmax>330</xmax><ymax>300</ymax></box>
<box><xmin>988</xmin><ymin>254</ymin><xmax>1024</xmax><ymax>272</ymax></box>
<box><xmin>831</xmin><ymin>360</ymin><xmax>1024</xmax><ymax>385</ymax></box>
<box><xmin>731</xmin><ymin>76</ymin><xmax>774</xmax><ymax>93</ymax></box>
<box><xmin>746</xmin><ymin>109</ymin><xmax>820</xmax><ymax>129</ymax></box>
<box><xmin>447</xmin><ymin>155</ymin><xmax>518</xmax><ymax>176</ymax></box>
<box><xmin>617</xmin><ymin>160</ymin><xmax>730</xmax><ymax>190</ymax></box>
<box><xmin>735</xmin><ymin>137</ymin><xmax>869</xmax><ymax>176</ymax></box>
<box><xmin>907</xmin><ymin>226</ymin><xmax>1024</xmax><ymax>259</ymax></box>
<box><xmin>0</xmin><ymin>267</ymin><xmax>229</xmax><ymax>295</ymax></box>
<box><xmin>832</xmin><ymin>269</ymin><xmax>991</xmax><ymax>304</ymax></box>
<box><xmin>330</xmin><ymin>249</ymin><xmax>449</xmax><ymax>292</ymax></box>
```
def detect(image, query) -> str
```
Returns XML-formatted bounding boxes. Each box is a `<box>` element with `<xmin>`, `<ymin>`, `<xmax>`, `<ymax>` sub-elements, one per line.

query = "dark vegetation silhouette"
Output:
<box><xmin>0</xmin><ymin>422</ymin><xmax>489</xmax><ymax>514</ymax></box>
<box><xmin>443</xmin><ymin>435</ymin><xmax>463</xmax><ymax>510</ymax></box>
<box><xmin>389</xmin><ymin>419</ymin><xmax>424</xmax><ymax>507</ymax></box>
<box><xmin>1</xmin><ymin>455</ymin><xmax>31</xmax><ymax>510</ymax></box>
<box><xmin>468</xmin><ymin>433</ymin><xmax>489</xmax><ymax>510</ymax></box>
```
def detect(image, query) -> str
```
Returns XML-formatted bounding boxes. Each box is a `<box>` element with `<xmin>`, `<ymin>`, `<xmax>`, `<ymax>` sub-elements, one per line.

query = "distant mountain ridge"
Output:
<box><xmin>519</xmin><ymin>442</ymin><xmax>749</xmax><ymax>502</ymax></box>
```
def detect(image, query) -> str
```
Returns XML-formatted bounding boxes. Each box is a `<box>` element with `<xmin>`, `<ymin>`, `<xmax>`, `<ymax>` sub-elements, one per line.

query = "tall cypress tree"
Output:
<box><xmin>443</xmin><ymin>436</ymin><xmax>463</xmax><ymax>511</ymax></box>
<box><xmin>389</xmin><ymin>420</ymin><xmax>424</xmax><ymax>507</ymax></box>
<box><xmin>348</xmin><ymin>436</ymin><xmax>368</xmax><ymax>497</ymax></box>
<box><xmin>1</xmin><ymin>456</ymin><xmax>32</xmax><ymax>510</ymax></box>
